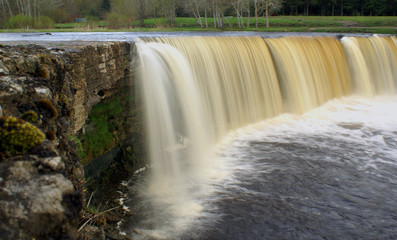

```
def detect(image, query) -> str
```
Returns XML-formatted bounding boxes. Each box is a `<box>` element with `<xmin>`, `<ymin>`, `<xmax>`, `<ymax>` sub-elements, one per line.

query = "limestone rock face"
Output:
<box><xmin>65</xmin><ymin>43</ymin><xmax>132</xmax><ymax>133</ymax></box>
<box><xmin>0</xmin><ymin>156</ymin><xmax>80</xmax><ymax>239</ymax></box>
<box><xmin>0</xmin><ymin>42</ymin><xmax>134</xmax><ymax>239</ymax></box>
<box><xmin>0</xmin><ymin>42</ymin><xmax>133</xmax><ymax>133</ymax></box>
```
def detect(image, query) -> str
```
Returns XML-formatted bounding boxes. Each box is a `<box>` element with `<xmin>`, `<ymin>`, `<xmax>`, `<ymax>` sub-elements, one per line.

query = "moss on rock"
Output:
<box><xmin>0</xmin><ymin>116</ymin><xmax>45</xmax><ymax>153</ymax></box>
<box><xmin>37</xmin><ymin>98</ymin><xmax>58</xmax><ymax>119</ymax></box>
<box><xmin>21</xmin><ymin>110</ymin><xmax>38</xmax><ymax>123</ymax></box>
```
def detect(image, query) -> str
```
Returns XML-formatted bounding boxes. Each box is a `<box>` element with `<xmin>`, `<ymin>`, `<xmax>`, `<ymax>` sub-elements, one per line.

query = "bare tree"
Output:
<box><xmin>258</xmin><ymin>0</ymin><xmax>283</xmax><ymax>27</ymax></box>
<box><xmin>254</xmin><ymin>0</ymin><xmax>258</xmax><ymax>27</ymax></box>
<box><xmin>184</xmin><ymin>0</ymin><xmax>205</xmax><ymax>27</ymax></box>
<box><xmin>159</xmin><ymin>0</ymin><xmax>176</xmax><ymax>26</ymax></box>
<box><xmin>138</xmin><ymin>0</ymin><xmax>145</xmax><ymax>27</ymax></box>
<box><xmin>211</xmin><ymin>0</ymin><xmax>231</xmax><ymax>29</ymax></box>
<box><xmin>231</xmin><ymin>0</ymin><xmax>250</xmax><ymax>29</ymax></box>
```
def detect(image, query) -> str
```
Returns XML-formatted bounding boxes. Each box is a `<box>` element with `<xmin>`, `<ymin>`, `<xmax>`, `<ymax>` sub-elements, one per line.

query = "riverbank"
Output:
<box><xmin>1</xmin><ymin>16</ymin><xmax>396</xmax><ymax>34</ymax></box>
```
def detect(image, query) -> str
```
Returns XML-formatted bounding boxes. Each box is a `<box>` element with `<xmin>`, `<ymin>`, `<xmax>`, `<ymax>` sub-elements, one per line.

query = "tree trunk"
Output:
<box><xmin>213</xmin><ymin>0</ymin><xmax>216</xmax><ymax>28</ymax></box>
<box><xmin>254</xmin><ymin>0</ymin><xmax>258</xmax><ymax>28</ymax></box>
<box><xmin>205</xmin><ymin>1</ymin><xmax>208</xmax><ymax>28</ymax></box>
<box><xmin>194</xmin><ymin>0</ymin><xmax>203</xmax><ymax>27</ymax></box>
<box><xmin>5</xmin><ymin>0</ymin><xmax>12</xmax><ymax>16</ymax></box>
<box><xmin>341</xmin><ymin>0</ymin><xmax>343</xmax><ymax>16</ymax></box>
<box><xmin>1</xmin><ymin>0</ymin><xmax>6</xmax><ymax>19</ymax></box>
<box><xmin>306</xmin><ymin>2</ymin><xmax>309</xmax><ymax>16</ymax></box>
<box><xmin>139</xmin><ymin>0</ymin><xmax>145</xmax><ymax>27</ymax></box>
<box><xmin>16</xmin><ymin>0</ymin><xmax>21</xmax><ymax>15</ymax></box>
<box><xmin>266</xmin><ymin>0</ymin><xmax>269</xmax><ymax>27</ymax></box>
<box><xmin>246</xmin><ymin>5</ymin><xmax>250</xmax><ymax>28</ymax></box>
<box><xmin>153</xmin><ymin>0</ymin><xmax>156</xmax><ymax>25</ymax></box>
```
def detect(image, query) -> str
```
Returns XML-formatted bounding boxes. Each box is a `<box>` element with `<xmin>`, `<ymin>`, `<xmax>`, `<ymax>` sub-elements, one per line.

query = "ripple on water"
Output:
<box><xmin>124</xmin><ymin>96</ymin><xmax>397</xmax><ymax>240</ymax></box>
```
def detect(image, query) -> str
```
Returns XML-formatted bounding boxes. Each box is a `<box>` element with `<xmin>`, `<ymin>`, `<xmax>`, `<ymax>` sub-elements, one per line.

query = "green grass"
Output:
<box><xmin>80</xmin><ymin>98</ymin><xmax>123</xmax><ymax>164</ymax></box>
<box><xmin>1</xmin><ymin>16</ymin><xmax>396</xmax><ymax>34</ymax></box>
<box><xmin>312</xmin><ymin>27</ymin><xmax>397</xmax><ymax>34</ymax></box>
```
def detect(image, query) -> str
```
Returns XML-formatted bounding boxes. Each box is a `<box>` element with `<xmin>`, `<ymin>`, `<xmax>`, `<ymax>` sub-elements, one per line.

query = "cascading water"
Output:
<box><xmin>123</xmin><ymin>35</ymin><xmax>397</xmax><ymax>239</ymax></box>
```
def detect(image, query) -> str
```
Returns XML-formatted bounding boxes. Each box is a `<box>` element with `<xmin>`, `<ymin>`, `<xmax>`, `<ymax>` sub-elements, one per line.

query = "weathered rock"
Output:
<box><xmin>0</xmin><ymin>42</ymin><xmax>141</xmax><ymax>240</ymax></box>
<box><xmin>105</xmin><ymin>211</ymin><xmax>123</xmax><ymax>224</ymax></box>
<box><xmin>0</xmin><ymin>60</ymin><xmax>9</xmax><ymax>74</ymax></box>
<box><xmin>78</xmin><ymin>225</ymin><xmax>105</xmax><ymax>240</ymax></box>
<box><xmin>34</xmin><ymin>86</ymin><xmax>52</xmax><ymax>98</ymax></box>
<box><xmin>106</xmin><ymin>231</ymin><xmax>126</xmax><ymax>240</ymax></box>
<box><xmin>0</xmin><ymin>76</ymin><xmax>25</xmax><ymax>97</ymax></box>
<box><xmin>0</xmin><ymin>158</ymin><xmax>79</xmax><ymax>239</ymax></box>
<box><xmin>38</xmin><ymin>156</ymin><xmax>65</xmax><ymax>171</ymax></box>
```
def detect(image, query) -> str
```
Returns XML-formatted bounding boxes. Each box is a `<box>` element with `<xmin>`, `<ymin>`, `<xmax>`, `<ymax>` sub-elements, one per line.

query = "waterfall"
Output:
<box><xmin>135</xmin><ymin>35</ymin><xmax>397</xmax><ymax>237</ymax></box>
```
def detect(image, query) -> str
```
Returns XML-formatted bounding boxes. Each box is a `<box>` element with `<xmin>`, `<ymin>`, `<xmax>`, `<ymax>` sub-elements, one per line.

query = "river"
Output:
<box><xmin>120</xmin><ymin>35</ymin><xmax>397</xmax><ymax>239</ymax></box>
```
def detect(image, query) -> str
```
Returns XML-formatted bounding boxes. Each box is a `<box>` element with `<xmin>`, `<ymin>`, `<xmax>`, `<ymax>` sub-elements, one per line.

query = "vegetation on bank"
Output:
<box><xmin>71</xmin><ymin>91</ymin><xmax>137</xmax><ymax>165</ymax></box>
<box><xmin>1</xmin><ymin>0</ymin><xmax>396</xmax><ymax>34</ymax></box>
<box><xmin>0</xmin><ymin>16</ymin><xmax>396</xmax><ymax>34</ymax></box>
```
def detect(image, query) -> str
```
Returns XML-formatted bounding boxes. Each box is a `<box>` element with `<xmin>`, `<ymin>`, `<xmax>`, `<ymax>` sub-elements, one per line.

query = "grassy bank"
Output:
<box><xmin>1</xmin><ymin>16</ymin><xmax>396</xmax><ymax>34</ymax></box>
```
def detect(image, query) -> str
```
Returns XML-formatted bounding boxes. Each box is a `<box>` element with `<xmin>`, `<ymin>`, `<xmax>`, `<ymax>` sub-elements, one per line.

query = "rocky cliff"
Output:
<box><xmin>0</xmin><ymin>42</ymin><xmax>142</xmax><ymax>239</ymax></box>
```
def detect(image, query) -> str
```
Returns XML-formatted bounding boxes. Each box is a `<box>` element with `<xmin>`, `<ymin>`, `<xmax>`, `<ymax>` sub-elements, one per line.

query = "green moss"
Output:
<box><xmin>68</xmin><ymin>134</ymin><xmax>85</xmax><ymax>160</ymax></box>
<box><xmin>0</xmin><ymin>116</ymin><xmax>45</xmax><ymax>153</ymax></box>
<box><xmin>82</xmin><ymin>98</ymin><xmax>123</xmax><ymax>161</ymax></box>
<box><xmin>94</xmin><ymin>214</ymin><xmax>107</xmax><ymax>226</ymax></box>
<box><xmin>21</xmin><ymin>110</ymin><xmax>38</xmax><ymax>123</ymax></box>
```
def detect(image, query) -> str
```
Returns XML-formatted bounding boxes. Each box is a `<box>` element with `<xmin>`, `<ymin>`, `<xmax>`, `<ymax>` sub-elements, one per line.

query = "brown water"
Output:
<box><xmin>123</xmin><ymin>35</ymin><xmax>397</xmax><ymax>239</ymax></box>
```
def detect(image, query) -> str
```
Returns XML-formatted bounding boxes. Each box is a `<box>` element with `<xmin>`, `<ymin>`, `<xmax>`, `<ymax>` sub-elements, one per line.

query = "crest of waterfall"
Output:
<box><xmin>341</xmin><ymin>36</ymin><xmax>397</xmax><ymax>96</ymax></box>
<box><xmin>135</xmin><ymin>35</ymin><xmax>397</xmax><ymax>237</ymax></box>
<box><xmin>150</xmin><ymin>36</ymin><xmax>284</xmax><ymax>139</ymax></box>
<box><xmin>265</xmin><ymin>36</ymin><xmax>351</xmax><ymax>113</ymax></box>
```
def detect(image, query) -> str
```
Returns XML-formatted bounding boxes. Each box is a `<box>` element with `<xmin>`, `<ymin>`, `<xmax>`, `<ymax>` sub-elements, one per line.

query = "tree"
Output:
<box><xmin>258</xmin><ymin>0</ymin><xmax>284</xmax><ymax>27</ymax></box>
<box><xmin>159</xmin><ymin>0</ymin><xmax>176</xmax><ymax>26</ymax></box>
<box><xmin>184</xmin><ymin>0</ymin><xmax>205</xmax><ymax>27</ymax></box>
<box><xmin>231</xmin><ymin>0</ymin><xmax>250</xmax><ymax>29</ymax></box>
<box><xmin>254</xmin><ymin>0</ymin><xmax>258</xmax><ymax>27</ymax></box>
<box><xmin>211</xmin><ymin>0</ymin><xmax>232</xmax><ymax>28</ymax></box>
<box><xmin>138</xmin><ymin>0</ymin><xmax>145</xmax><ymax>27</ymax></box>
<box><xmin>100</xmin><ymin>0</ymin><xmax>111</xmax><ymax>18</ymax></box>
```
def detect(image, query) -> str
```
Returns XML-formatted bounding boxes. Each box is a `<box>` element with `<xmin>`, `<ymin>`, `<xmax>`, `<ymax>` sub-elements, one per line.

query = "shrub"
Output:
<box><xmin>6</xmin><ymin>14</ymin><xmax>54</xmax><ymax>29</ymax></box>
<box><xmin>105</xmin><ymin>12</ymin><xmax>133</xmax><ymax>28</ymax></box>
<box><xmin>34</xmin><ymin>16</ymin><xmax>55</xmax><ymax>29</ymax></box>
<box><xmin>0</xmin><ymin>116</ymin><xmax>45</xmax><ymax>153</ymax></box>
<box><xmin>6</xmin><ymin>14</ymin><xmax>32</xmax><ymax>29</ymax></box>
<box><xmin>44</xmin><ymin>8</ymin><xmax>71</xmax><ymax>23</ymax></box>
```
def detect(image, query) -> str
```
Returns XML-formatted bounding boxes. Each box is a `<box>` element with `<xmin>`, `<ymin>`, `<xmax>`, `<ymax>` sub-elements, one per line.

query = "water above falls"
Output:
<box><xmin>122</xmin><ymin>35</ymin><xmax>397</xmax><ymax>239</ymax></box>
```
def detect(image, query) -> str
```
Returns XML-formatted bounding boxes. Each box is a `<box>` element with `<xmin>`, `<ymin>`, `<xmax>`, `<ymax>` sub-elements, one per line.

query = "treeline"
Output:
<box><xmin>1</xmin><ymin>0</ymin><xmax>396</xmax><ymax>29</ymax></box>
<box><xmin>282</xmin><ymin>0</ymin><xmax>397</xmax><ymax>16</ymax></box>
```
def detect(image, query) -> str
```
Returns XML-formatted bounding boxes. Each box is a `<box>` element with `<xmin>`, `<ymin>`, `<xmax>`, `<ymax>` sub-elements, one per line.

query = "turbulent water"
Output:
<box><xmin>121</xmin><ymin>35</ymin><xmax>397</xmax><ymax>239</ymax></box>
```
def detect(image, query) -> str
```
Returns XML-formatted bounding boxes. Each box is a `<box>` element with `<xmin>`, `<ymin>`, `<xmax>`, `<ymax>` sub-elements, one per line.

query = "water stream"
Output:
<box><xmin>122</xmin><ymin>35</ymin><xmax>397</xmax><ymax>239</ymax></box>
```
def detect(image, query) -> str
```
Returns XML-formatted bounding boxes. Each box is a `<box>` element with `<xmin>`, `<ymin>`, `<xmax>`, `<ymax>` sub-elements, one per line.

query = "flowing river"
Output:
<box><xmin>2</xmin><ymin>32</ymin><xmax>396</xmax><ymax>239</ymax></box>
<box><xmin>119</xmin><ymin>35</ymin><xmax>397</xmax><ymax>240</ymax></box>
<box><xmin>123</xmin><ymin>96</ymin><xmax>397</xmax><ymax>240</ymax></box>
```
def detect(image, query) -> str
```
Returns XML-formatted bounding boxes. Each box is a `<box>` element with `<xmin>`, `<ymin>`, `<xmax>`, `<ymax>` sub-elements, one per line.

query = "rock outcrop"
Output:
<box><xmin>0</xmin><ymin>42</ymin><xmax>137</xmax><ymax>239</ymax></box>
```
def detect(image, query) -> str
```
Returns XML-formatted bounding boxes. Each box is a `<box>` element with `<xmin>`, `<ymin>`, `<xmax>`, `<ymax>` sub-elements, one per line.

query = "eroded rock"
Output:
<box><xmin>0</xmin><ymin>158</ymin><xmax>78</xmax><ymax>239</ymax></box>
